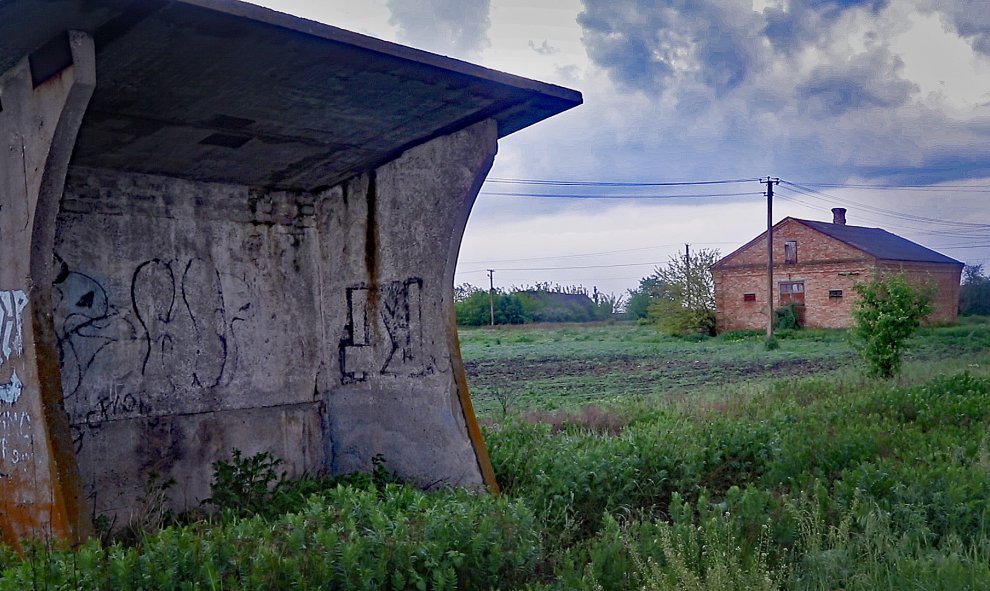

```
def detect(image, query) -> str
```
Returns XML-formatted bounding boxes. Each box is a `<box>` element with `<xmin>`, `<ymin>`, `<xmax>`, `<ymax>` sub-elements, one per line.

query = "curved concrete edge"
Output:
<box><xmin>0</xmin><ymin>32</ymin><xmax>95</xmax><ymax>548</ymax></box>
<box><xmin>319</xmin><ymin>119</ymin><xmax>499</xmax><ymax>490</ymax></box>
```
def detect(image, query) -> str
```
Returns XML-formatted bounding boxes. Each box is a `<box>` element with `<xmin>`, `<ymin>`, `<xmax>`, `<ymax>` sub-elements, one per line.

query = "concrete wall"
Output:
<box><xmin>53</xmin><ymin>119</ymin><xmax>496</xmax><ymax>523</ymax></box>
<box><xmin>56</xmin><ymin>168</ymin><xmax>326</xmax><ymax>517</ymax></box>
<box><xmin>0</xmin><ymin>31</ymin><xmax>95</xmax><ymax>548</ymax></box>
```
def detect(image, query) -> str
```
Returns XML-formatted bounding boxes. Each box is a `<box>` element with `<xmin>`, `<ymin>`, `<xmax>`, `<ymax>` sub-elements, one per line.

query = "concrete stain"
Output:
<box><xmin>364</xmin><ymin>171</ymin><xmax>379</xmax><ymax>326</ymax></box>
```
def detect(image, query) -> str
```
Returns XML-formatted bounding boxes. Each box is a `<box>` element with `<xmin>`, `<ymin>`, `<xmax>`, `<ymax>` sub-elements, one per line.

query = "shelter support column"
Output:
<box><xmin>318</xmin><ymin>119</ymin><xmax>499</xmax><ymax>491</ymax></box>
<box><xmin>0</xmin><ymin>31</ymin><xmax>95</xmax><ymax>547</ymax></box>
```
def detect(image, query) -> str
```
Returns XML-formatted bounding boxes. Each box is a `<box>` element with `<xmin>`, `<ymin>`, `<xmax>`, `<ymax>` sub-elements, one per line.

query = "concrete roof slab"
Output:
<box><xmin>1</xmin><ymin>0</ymin><xmax>581</xmax><ymax>191</ymax></box>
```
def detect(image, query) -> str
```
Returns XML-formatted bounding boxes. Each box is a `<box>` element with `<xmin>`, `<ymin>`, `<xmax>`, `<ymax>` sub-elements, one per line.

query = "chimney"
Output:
<box><xmin>832</xmin><ymin>207</ymin><xmax>847</xmax><ymax>225</ymax></box>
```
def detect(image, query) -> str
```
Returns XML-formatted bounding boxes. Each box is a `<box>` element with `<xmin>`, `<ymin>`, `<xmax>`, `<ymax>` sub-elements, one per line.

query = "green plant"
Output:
<box><xmin>774</xmin><ymin>303</ymin><xmax>802</xmax><ymax>330</ymax></box>
<box><xmin>205</xmin><ymin>449</ymin><xmax>287</xmax><ymax>518</ymax></box>
<box><xmin>852</xmin><ymin>273</ymin><xmax>934</xmax><ymax>379</ymax></box>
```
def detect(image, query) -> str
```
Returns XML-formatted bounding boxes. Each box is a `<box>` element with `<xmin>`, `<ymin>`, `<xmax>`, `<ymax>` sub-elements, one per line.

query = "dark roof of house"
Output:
<box><xmin>0</xmin><ymin>0</ymin><xmax>581</xmax><ymax>192</ymax></box>
<box><xmin>797</xmin><ymin>219</ymin><xmax>962</xmax><ymax>265</ymax></box>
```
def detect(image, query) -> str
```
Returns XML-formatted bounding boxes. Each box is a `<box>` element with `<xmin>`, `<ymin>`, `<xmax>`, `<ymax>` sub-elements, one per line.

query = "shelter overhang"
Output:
<box><xmin>0</xmin><ymin>0</ymin><xmax>581</xmax><ymax>191</ymax></box>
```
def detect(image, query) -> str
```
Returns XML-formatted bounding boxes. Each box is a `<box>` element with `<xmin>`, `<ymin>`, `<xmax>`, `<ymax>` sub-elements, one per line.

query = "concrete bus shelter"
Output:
<box><xmin>0</xmin><ymin>0</ymin><xmax>580</xmax><ymax>547</ymax></box>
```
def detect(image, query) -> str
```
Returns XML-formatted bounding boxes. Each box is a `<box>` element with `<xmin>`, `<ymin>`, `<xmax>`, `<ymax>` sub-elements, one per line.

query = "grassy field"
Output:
<box><xmin>3</xmin><ymin>318</ymin><xmax>990</xmax><ymax>589</ymax></box>
<box><xmin>460</xmin><ymin>317</ymin><xmax>990</xmax><ymax>416</ymax></box>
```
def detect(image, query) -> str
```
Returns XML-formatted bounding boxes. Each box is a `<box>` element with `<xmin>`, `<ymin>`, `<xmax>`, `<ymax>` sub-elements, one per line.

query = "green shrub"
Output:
<box><xmin>0</xmin><ymin>485</ymin><xmax>541</xmax><ymax>591</ymax></box>
<box><xmin>773</xmin><ymin>303</ymin><xmax>802</xmax><ymax>330</ymax></box>
<box><xmin>851</xmin><ymin>273</ymin><xmax>933</xmax><ymax>379</ymax></box>
<box><xmin>648</xmin><ymin>300</ymin><xmax>717</xmax><ymax>336</ymax></box>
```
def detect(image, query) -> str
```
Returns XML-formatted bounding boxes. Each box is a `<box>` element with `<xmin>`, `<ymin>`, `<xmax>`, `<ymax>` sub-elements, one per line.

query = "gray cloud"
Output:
<box><xmin>567</xmin><ymin>0</ymin><xmax>990</xmax><ymax>185</ymax></box>
<box><xmin>796</xmin><ymin>49</ymin><xmax>917</xmax><ymax>116</ymax></box>
<box><xmin>529</xmin><ymin>40</ymin><xmax>558</xmax><ymax>55</ymax></box>
<box><xmin>578</xmin><ymin>0</ymin><xmax>763</xmax><ymax>96</ymax></box>
<box><xmin>387</xmin><ymin>0</ymin><xmax>491</xmax><ymax>59</ymax></box>
<box><xmin>763</xmin><ymin>0</ymin><xmax>888</xmax><ymax>54</ymax></box>
<box><xmin>930</xmin><ymin>0</ymin><xmax>990</xmax><ymax>55</ymax></box>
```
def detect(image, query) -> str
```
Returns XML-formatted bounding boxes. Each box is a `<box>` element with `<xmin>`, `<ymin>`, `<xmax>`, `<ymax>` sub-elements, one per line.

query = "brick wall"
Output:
<box><xmin>713</xmin><ymin>219</ymin><xmax>962</xmax><ymax>331</ymax></box>
<box><xmin>877</xmin><ymin>261</ymin><xmax>963</xmax><ymax>324</ymax></box>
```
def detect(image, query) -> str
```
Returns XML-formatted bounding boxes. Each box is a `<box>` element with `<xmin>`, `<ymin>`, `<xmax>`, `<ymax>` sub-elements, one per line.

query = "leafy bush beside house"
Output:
<box><xmin>852</xmin><ymin>273</ymin><xmax>933</xmax><ymax>379</ymax></box>
<box><xmin>960</xmin><ymin>264</ymin><xmax>990</xmax><ymax>316</ymax></box>
<box><xmin>627</xmin><ymin>248</ymin><xmax>720</xmax><ymax>335</ymax></box>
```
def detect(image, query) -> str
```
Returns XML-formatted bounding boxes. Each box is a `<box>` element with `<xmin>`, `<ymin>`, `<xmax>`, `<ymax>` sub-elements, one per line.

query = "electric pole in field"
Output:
<box><xmin>487</xmin><ymin>269</ymin><xmax>495</xmax><ymax>327</ymax></box>
<box><xmin>684</xmin><ymin>243</ymin><xmax>691</xmax><ymax>309</ymax></box>
<box><xmin>762</xmin><ymin>177</ymin><xmax>780</xmax><ymax>339</ymax></box>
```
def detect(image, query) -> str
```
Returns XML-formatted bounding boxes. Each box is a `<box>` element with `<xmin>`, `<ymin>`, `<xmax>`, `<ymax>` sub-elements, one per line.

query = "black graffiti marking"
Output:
<box><xmin>339</xmin><ymin>278</ymin><xmax>433</xmax><ymax>385</ymax></box>
<box><xmin>131</xmin><ymin>259</ymin><xmax>177</xmax><ymax>382</ymax></box>
<box><xmin>181</xmin><ymin>259</ymin><xmax>228</xmax><ymax>389</ymax></box>
<box><xmin>55</xmin><ymin>256</ymin><xmax>255</xmax><ymax>431</ymax></box>
<box><xmin>54</xmin><ymin>262</ymin><xmax>137</xmax><ymax>399</ymax></box>
<box><xmin>340</xmin><ymin>285</ymin><xmax>370</xmax><ymax>384</ymax></box>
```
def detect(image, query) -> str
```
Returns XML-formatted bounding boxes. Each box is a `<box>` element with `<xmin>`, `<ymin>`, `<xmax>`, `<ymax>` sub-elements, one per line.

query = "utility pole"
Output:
<box><xmin>684</xmin><ymin>243</ymin><xmax>691</xmax><ymax>310</ymax></box>
<box><xmin>487</xmin><ymin>269</ymin><xmax>495</xmax><ymax>327</ymax></box>
<box><xmin>762</xmin><ymin>177</ymin><xmax>780</xmax><ymax>339</ymax></box>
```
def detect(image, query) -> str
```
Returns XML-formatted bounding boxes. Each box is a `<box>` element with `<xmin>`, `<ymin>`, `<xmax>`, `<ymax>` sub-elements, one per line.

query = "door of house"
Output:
<box><xmin>779</xmin><ymin>281</ymin><xmax>806</xmax><ymax>325</ymax></box>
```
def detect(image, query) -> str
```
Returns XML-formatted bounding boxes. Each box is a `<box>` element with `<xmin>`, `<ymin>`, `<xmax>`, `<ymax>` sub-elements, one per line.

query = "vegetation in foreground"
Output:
<box><xmin>2</xmin><ymin>320</ymin><xmax>989</xmax><ymax>589</ymax></box>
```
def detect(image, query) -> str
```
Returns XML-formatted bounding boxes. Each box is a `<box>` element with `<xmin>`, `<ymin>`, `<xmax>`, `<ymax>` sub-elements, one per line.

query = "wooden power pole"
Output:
<box><xmin>762</xmin><ymin>177</ymin><xmax>779</xmax><ymax>339</ymax></box>
<box><xmin>487</xmin><ymin>269</ymin><xmax>495</xmax><ymax>326</ymax></box>
<box><xmin>684</xmin><ymin>243</ymin><xmax>691</xmax><ymax>309</ymax></box>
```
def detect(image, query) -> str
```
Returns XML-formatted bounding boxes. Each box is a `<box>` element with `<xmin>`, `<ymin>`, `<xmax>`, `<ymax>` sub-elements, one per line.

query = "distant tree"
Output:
<box><xmin>851</xmin><ymin>273</ymin><xmax>933</xmax><ymax>379</ymax></box>
<box><xmin>627</xmin><ymin>248</ymin><xmax>719</xmax><ymax>335</ymax></box>
<box><xmin>594</xmin><ymin>292</ymin><xmax>625</xmax><ymax>320</ymax></box>
<box><xmin>625</xmin><ymin>275</ymin><xmax>678</xmax><ymax>320</ymax></box>
<box><xmin>963</xmin><ymin>264</ymin><xmax>987</xmax><ymax>286</ymax></box>
<box><xmin>960</xmin><ymin>264</ymin><xmax>990</xmax><ymax>316</ymax></box>
<box><xmin>454</xmin><ymin>289</ymin><xmax>530</xmax><ymax>326</ymax></box>
<box><xmin>454</xmin><ymin>283</ymin><xmax>481</xmax><ymax>303</ymax></box>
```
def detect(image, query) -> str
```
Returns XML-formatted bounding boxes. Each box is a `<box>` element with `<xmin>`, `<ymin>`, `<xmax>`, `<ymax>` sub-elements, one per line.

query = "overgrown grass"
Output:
<box><xmin>487</xmin><ymin>371</ymin><xmax>990</xmax><ymax>589</ymax></box>
<box><xmin>461</xmin><ymin>318</ymin><xmax>990</xmax><ymax>416</ymax></box>
<box><xmin>3</xmin><ymin>320</ymin><xmax>990</xmax><ymax>589</ymax></box>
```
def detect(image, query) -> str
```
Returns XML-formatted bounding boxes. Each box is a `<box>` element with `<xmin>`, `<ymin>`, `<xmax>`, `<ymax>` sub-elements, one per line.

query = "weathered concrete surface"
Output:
<box><xmin>319</xmin><ymin>120</ymin><xmax>498</xmax><ymax>487</ymax></box>
<box><xmin>0</xmin><ymin>0</ymin><xmax>580</xmax><ymax>544</ymax></box>
<box><xmin>0</xmin><ymin>0</ymin><xmax>582</xmax><ymax>192</ymax></box>
<box><xmin>55</xmin><ymin>168</ymin><xmax>326</xmax><ymax>516</ymax></box>
<box><xmin>50</xmin><ymin>120</ymin><xmax>498</xmax><ymax>522</ymax></box>
<box><xmin>0</xmin><ymin>32</ymin><xmax>95</xmax><ymax>549</ymax></box>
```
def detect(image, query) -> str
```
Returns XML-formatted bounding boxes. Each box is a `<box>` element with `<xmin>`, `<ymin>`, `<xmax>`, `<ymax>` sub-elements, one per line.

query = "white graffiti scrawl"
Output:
<box><xmin>0</xmin><ymin>290</ymin><xmax>28</xmax><ymax>405</ymax></box>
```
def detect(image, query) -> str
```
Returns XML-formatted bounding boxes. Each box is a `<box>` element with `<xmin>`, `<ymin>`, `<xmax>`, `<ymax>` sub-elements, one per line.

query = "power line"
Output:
<box><xmin>479</xmin><ymin>190</ymin><xmax>763</xmax><ymax>199</ymax></box>
<box><xmin>779</xmin><ymin>182</ymin><xmax>990</xmax><ymax>231</ymax></box>
<box><xmin>485</xmin><ymin>177</ymin><xmax>760</xmax><ymax>187</ymax></box>
<box><xmin>797</xmin><ymin>181</ymin><xmax>990</xmax><ymax>191</ymax></box>
<box><xmin>458</xmin><ymin>241</ymin><xmax>741</xmax><ymax>265</ymax></box>
<box><xmin>461</xmin><ymin>260</ymin><xmax>668</xmax><ymax>273</ymax></box>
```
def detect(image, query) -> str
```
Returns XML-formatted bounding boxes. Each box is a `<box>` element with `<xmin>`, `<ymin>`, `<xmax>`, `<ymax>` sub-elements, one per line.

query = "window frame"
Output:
<box><xmin>784</xmin><ymin>240</ymin><xmax>797</xmax><ymax>264</ymax></box>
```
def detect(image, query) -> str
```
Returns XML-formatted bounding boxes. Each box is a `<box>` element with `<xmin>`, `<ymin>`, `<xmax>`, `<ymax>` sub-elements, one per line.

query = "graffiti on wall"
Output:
<box><xmin>339</xmin><ymin>278</ymin><xmax>435</xmax><ymax>384</ymax></box>
<box><xmin>53</xmin><ymin>256</ymin><xmax>254</xmax><ymax>450</ymax></box>
<box><xmin>0</xmin><ymin>290</ymin><xmax>28</xmax><ymax>405</ymax></box>
<box><xmin>0</xmin><ymin>410</ymin><xmax>33</xmax><ymax>472</ymax></box>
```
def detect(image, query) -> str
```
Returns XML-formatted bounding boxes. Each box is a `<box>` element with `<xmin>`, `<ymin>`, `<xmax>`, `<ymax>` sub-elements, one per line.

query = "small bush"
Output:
<box><xmin>774</xmin><ymin>303</ymin><xmax>802</xmax><ymax>330</ymax></box>
<box><xmin>852</xmin><ymin>273</ymin><xmax>933</xmax><ymax>379</ymax></box>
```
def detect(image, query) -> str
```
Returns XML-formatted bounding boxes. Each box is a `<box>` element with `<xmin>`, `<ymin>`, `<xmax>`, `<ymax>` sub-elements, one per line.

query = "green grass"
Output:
<box><xmin>3</xmin><ymin>318</ymin><xmax>990</xmax><ymax>589</ymax></box>
<box><xmin>460</xmin><ymin>318</ymin><xmax>990</xmax><ymax>416</ymax></box>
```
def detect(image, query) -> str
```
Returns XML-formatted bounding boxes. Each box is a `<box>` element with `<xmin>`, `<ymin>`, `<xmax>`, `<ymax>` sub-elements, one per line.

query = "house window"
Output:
<box><xmin>784</xmin><ymin>240</ymin><xmax>797</xmax><ymax>264</ymax></box>
<box><xmin>779</xmin><ymin>281</ymin><xmax>805</xmax><ymax>294</ymax></box>
<box><xmin>743</xmin><ymin>293</ymin><xmax>756</xmax><ymax>302</ymax></box>
<box><xmin>829</xmin><ymin>289</ymin><xmax>843</xmax><ymax>298</ymax></box>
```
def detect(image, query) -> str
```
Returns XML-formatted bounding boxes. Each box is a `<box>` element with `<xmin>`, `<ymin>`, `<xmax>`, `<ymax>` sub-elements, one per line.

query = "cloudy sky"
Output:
<box><xmin>249</xmin><ymin>0</ymin><xmax>990</xmax><ymax>297</ymax></box>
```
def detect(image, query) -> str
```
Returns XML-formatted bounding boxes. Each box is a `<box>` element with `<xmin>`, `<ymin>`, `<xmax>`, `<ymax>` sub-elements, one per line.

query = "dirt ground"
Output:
<box><xmin>464</xmin><ymin>353</ymin><xmax>853</xmax><ymax>397</ymax></box>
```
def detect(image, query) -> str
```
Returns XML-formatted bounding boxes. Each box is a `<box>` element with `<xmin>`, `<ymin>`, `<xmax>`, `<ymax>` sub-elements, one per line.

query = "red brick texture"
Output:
<box><xmin>713</xmin><ymin>219</ymin><xmax>963</xmax><ymax>332</ymax></box>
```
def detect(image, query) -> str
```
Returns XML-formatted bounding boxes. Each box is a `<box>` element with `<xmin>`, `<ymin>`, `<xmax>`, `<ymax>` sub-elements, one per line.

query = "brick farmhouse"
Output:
<box><xmin>712</xmin><ymin>208</ymin><xmax>964</xmax><ymax>332</ymax></box>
